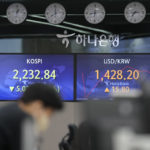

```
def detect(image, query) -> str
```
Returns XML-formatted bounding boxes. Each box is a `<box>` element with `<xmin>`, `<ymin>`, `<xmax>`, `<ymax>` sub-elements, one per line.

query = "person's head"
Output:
<box><xmin>19</xmin><ymin>83</ymin><xmax>63</xmax><ymax>131</ymax></box>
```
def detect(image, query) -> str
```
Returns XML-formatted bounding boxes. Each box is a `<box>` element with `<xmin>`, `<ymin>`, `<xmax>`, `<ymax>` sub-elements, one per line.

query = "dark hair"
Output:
<box><xmin>20</xmin><ymin>83</ymin><xmax>63</xmax><ymax>110</ymax></box>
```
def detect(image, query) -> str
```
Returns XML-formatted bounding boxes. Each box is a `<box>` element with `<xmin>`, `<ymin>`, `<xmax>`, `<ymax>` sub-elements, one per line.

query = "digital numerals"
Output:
<box><xmin>16</xmin><ymin>86</ymin><xmax>27</xmax><ymax>92</ymax></box>
<box><xmin>15</xmin><ymin>85</ymin><xmax>60</xmax><ymax>93</ymax></box>
<box><xmin>13</xmin><ymin>69</ymin><xmax>56</xmax><ymax>81</ymax></box>
<box><xmin>112</xmin><ymin>86</ymin><xmax>130</xmax><ymax>93</ymax></box>
<box><xmin>95</xmin><ymin>69</ymin><xmax>140</xmax><ymax>80</ymax></box>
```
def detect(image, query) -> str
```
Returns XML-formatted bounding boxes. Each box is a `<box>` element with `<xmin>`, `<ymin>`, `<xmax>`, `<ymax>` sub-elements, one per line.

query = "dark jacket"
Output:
<box><xmin>0</xmin><ymin>103</ymin><xmax>31</xmax><ymax>150</ymax></box>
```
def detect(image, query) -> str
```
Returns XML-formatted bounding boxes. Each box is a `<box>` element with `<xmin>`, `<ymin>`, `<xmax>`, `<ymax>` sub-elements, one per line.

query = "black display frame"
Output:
<box><xmin>0</xmin><ymin>53</ymin><xmax>149</xmax><ymax>102</ymax></box>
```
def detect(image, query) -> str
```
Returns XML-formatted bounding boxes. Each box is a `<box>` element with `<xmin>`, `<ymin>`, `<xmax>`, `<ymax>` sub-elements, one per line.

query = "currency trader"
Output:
<box><xmin>0</xmin><ymin>83</ymin><xmax>63</xmax><ymax>150</ymax></box>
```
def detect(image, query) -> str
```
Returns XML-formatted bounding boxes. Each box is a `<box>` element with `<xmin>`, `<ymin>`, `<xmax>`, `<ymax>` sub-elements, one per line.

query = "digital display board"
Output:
<box><xmin>0</xmin><ymin>55</ymin><xmax>74</xmax><ymax>101</ymax></box>
<box><xmin>77</xmin><ymin>55</ymin><xmax>150</xmax><ymax>100</ymax></box>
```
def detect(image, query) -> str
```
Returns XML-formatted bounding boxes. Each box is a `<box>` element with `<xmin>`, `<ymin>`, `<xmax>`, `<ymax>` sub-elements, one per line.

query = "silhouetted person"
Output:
<box><xmin>0</xmin><ymin>83</ymin><xmax>63</xmax><ymax>150</ymax></box>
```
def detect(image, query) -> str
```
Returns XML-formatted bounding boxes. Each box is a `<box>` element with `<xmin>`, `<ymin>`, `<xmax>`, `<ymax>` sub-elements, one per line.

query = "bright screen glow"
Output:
<box><xmin>0</xmin><ymin>55</ymin><xmax>74</xmax><ymax>100</ymax></box>
<box><xmin>77</xmin><ymin>55</ymin><xmax>149</xmax><ymax>100</ymax></box>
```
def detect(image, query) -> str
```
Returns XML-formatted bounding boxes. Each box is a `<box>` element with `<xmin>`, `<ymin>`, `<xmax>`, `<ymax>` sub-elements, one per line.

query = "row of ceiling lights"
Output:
<box><xmin>5</xmin><ymin>1</ymin><xmax>147</xmax><ymax>25</ymax></box>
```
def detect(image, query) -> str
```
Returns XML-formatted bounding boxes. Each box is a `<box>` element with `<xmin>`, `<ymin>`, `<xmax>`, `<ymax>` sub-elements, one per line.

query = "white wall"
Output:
<box><xmin>42</xmin><ymin>102</ymin><xmax>84</xmax><ymax>150</ymax></box>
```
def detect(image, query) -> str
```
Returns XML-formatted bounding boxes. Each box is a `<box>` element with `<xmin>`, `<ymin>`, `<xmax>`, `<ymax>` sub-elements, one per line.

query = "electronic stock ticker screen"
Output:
<box><xmin>0</xmin><ymin>54</ymin><xmax>149</xmax><ymax>101</ymax></box>
<box><xmin>0</xmin><ymin>55</ymin><xmax>74</xmax><ymax>100</ymax></box>
<box><xmin>77</xmin><ymin>55</ymin><xmax>150</xmax><ymax>100</ymax></box>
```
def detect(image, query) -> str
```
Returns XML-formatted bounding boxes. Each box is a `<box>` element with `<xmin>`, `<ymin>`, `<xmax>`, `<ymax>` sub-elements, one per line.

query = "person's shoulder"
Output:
<box><xmin>0</xmin><ymin>103</ymin><xmax>22</xmax><ymax>115</ymax></box>
<box><xmin>0</xmin><ymin>103</ymin><xmax>30</xmax><ymax>126</ymax></box>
